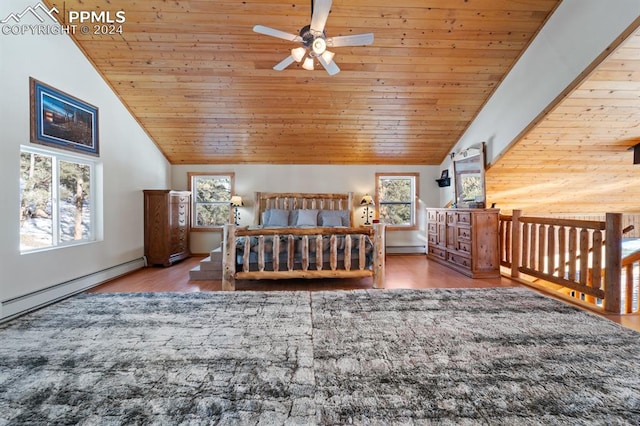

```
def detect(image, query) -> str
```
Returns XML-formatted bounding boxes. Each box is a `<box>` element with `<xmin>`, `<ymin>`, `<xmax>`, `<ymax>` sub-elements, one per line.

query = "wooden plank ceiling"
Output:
<box><xmin>48</xmin><ymin>0</ymin><xmax>560</xmax><ymax>165</ymax></box>
<box><xmin>485</xmin><ymin>26</ymin><xmax>640</xmax><ymax>214</ymax></box>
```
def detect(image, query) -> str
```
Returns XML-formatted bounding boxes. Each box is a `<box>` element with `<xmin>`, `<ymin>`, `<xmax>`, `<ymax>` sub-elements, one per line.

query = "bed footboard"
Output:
<box><xmin>222</xmin><ymin>224</ymin><xmax>385</xmax><ymax>291</ymax></box>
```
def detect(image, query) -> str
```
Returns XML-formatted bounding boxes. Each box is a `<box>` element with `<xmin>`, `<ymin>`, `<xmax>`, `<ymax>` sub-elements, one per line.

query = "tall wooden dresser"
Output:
<box><xmin>143</xmin><ymin>190</ymin><xmax>191</xmax><ymax>266</ymax></box>
<box><xmin>426</xmin><ymin>208</ymin><xmax>500</xmax><ymax>278</ymax></box>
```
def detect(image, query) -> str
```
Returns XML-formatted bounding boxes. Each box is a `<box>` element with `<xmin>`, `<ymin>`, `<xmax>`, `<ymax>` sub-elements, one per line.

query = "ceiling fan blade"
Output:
<box><xmin>273</xmin><ymin>55</ymin><xmax>296</xmax><ymax>71</ymax></box>
<box><xmin>253</xmin><ymin>25</ymin><xmax>302</xmax><ymax>42</ymax></box>
<box><xmin>327</xmin><ymin>33</ymin><xmax>374</xmax><ymax>47</ymax></box>
<box><xmin>318</xmin><ymin>54</ymin><xmax>340</xmax><ymax>76</ymax></box>
<box><xmin>310</xmin><ymin>0</ymin><xmax>332</xmax><ymax>33</ymax></box>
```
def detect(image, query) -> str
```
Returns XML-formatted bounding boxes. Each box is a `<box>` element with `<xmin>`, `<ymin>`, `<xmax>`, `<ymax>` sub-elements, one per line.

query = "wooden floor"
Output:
<box><xmin>89</xmin><ymin>255</ymin><xmax>640</xmax><ymax>332</ymax></box>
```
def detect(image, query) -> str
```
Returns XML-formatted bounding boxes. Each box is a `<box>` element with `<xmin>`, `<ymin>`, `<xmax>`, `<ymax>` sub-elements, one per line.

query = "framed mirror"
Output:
<box><xmin>453</xmin><ymin>143</ymin><xmax>486</xmax><ymax>208</ymax></box>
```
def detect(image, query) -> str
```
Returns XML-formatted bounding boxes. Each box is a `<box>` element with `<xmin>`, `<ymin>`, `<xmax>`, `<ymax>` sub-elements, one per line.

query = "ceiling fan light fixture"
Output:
<box><xmin>291</xmin><ymin>47</ymin><xmax>306</xmax><ymax>62</ymax></box>
<box><xmin>253</xmin><ymin>0</ymin><xmax>374</xmax><ymax>75</ymax></box>
<box><xmin>312</xmin><ymin>37</ymin><xmax>327</xmax><ymax>55</ymax></box>
<box><xmin>302</xmin><ymin>57</ymin><xmax>315</xmax><ymax>70</ymax></box>
<box><xmin>321</xmin><ymin>50</ymin><xmax>335</xmax><ymax>63</ymax></box>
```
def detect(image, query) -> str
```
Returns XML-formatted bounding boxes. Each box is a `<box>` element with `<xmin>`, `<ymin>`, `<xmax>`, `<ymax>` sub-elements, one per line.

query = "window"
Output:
<box><xmin>188</xmin><ymin>172</ymin><xmax>235</xmax><ymax>230</ymax></box>
<box><xmin>20</xmin><ymin>146</ymin><xmax>96</xmax><ymax>252</ymax></box>
<box><xmin>375</xmin><ymin>173</ymin><xmax>419</xmax><ymax>229</ymax></box>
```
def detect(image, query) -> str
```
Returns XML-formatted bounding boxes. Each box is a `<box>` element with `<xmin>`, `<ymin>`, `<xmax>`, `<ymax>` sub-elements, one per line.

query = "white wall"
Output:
<box><xmin>441</xmin><ymin>0</ymin><xmax>640</xmax><ymax>206</ymax></box>
<box><xmin>0</xmin><ymin>0</ymin><xmax>170</xmax><ymax>318</ymax></box>
<box><xmin>172</xmin><ymin>164</ymin><xmax>443</xmax><ymax>253</ymax></box>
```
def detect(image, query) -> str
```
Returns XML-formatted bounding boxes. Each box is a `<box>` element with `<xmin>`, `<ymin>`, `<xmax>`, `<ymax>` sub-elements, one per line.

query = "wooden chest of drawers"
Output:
<box><xmin>144</xmin><ymin>190</ymin><xmax>191</xmax><ymax>266</ymax></box>
<box><xmin>426</xmin><ymin>208</ymin><xmax>500</xmax><ymax>278</ymax></box>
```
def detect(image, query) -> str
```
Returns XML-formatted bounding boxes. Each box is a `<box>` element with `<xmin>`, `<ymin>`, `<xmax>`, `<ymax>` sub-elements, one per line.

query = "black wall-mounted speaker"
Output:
<box><xmin>436</xmin><ymin>177</ymin><xmax>450</xmax><ymax>187</ymax></box>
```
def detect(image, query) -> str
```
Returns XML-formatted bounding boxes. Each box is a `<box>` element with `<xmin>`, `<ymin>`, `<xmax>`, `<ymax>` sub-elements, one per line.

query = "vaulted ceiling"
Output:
<box><xmin>48</xmin><ymin>0</ymin><xmax>562</xmax><ymax>165</ymax></box>
<box><xmin>46</xmin><ymin>0</ymin><xmax>640</xmax><ymax>215</ymax></box>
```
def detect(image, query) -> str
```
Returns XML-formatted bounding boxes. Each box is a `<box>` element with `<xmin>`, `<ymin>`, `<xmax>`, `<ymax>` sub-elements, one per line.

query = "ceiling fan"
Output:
<box><xmin>253</xmin><ymin>0</ymin><xmax>374</xmax><ymax>76</ymax></box>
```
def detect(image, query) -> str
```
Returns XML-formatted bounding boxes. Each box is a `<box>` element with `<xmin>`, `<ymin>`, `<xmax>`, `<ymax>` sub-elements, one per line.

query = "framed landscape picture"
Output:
<box><xmin>30</xmin><ymin>77</ymin><xmax>99</xmax><ymax>156</ymax></box>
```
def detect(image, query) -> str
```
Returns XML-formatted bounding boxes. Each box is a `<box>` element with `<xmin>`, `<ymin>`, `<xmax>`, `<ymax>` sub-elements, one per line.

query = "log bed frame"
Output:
<box><xmin>221</xmin><ymin>192</ymin><xmax>386</xmax><ymax>291</ymax></box>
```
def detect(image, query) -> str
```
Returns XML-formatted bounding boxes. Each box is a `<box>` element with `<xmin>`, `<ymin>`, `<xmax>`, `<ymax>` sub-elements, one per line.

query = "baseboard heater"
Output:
<box><xmin>386</xmin><ymin>245</ymin><xmax>427</xmax><ymax>255</ymax></box>
<box><xmin>0</xmin><ymin>257</ymin><xmax>145</xmax><ymax>323</ymax></box>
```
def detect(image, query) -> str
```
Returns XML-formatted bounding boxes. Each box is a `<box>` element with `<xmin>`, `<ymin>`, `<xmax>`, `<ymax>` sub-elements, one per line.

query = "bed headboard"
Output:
<box><xmin>253</xmin><ymin>192</ymin><xmax>354</xmax><ymax>225</ymax></box>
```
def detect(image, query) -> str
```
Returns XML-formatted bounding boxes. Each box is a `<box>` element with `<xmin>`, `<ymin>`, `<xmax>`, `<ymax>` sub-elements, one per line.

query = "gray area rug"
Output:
<box><xmin>1</xmin><ymin>288</ymin><xmax>639</xmax><ymax>425</ymax></box>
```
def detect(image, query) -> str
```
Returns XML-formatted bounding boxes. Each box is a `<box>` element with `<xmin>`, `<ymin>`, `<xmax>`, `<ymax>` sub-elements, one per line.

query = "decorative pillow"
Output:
<box><xmin>264</xmin><ymin>209</ymin><xmax>289</xmax><ymax>227</ymax></box>
<box><xmin>289</xmin><ymin>209</ymin><xmax>299</xmax><ymax>226</ymax></box>
<box><xmin>321</xmin><ymin>215</ymin><xmax>343</xmax><ymax>227</ymax></box>
<box><xmin>296</xmin><ymin>209</ymin><xmax>319</xmax><ymax>226</ymax></box>
<box><xmin>319</xmin><ymin>209</ymin><xmax>351</xmax><ymax>227</ymax></box>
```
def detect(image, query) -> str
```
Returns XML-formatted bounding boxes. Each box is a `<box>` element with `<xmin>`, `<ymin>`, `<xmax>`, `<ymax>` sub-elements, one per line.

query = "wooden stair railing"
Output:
<box><xmin>622</xmin><ymin>248</ymin><xmax>640</xmax><ymax>314</ymax></box>
<box><xmin>542</xmin><ymin>225</ymin><xmax>636</xmax><ymax>304</ymax></box>
<box><xmin>546</xmin><ymin>225</ymin><xmax>634</xmax><ymax>278</ymax></box>
<box><xmin>508</xmin><ymin>211</ymin><xmax>624</xmax><ymax>313</ymax></box>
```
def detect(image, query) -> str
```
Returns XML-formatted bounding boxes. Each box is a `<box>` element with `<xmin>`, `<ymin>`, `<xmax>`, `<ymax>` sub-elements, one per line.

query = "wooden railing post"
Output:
<box><xmin>222</xmin><ymin>224</ymin><xmax>236</xmax><ymax>291</ymax></box>
<box><xmin>511</xmin><ymin>210</ymin><xmax>522</xmax><ymax>278</ymax></box>
<box><xmin>604</xmin><ymin>213</ymin><xmax>622</xmax><ymax>313</ymax></box>
<box><xmin>373</xmin><ymin>223</ymin><xmax>386</xmax><ymax>289</ymax></box>
<box><xmin>622</xmin><ymin>250</ymin><xmax>640</xmax><ymax>314</ymax></box>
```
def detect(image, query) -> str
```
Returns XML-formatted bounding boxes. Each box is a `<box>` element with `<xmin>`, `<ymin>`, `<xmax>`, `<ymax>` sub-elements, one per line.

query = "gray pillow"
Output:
<box><xmin>289</xmin><ymin>209</ymin><xmax>299</xmax><ymax>226</ymax></box>
<box><xmin>264</xmin><ymin>209</ymin><xmax>289</xmax><ymax>227</ymax></box>
<box><xmin>319</xmin><ymin>209</ymin><xmax>351</xmax><ymax>227</ymax></box>
<box><xmin>296</xmin><ymin>209</ymin><xmax>319</xmax><ymax>226</ymax></box>
<box><xmin>321</xmin><ymin>215</ymin><xmax>343</xmax><ymax>227</ymax></box>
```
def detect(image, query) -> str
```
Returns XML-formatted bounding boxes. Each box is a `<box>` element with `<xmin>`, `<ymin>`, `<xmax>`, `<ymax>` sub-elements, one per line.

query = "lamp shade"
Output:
<box><xmin>321</xmin><ymin>50</ymin><xmax>335</xmax><ymax>63</ymax></box>
<box><xmin>291</xmin><ymin>47</ymin><xmax>306</xmax><ymax>63</ymax></box>
<box><xmin>302</xmin><ymin>57</ymin><xmax>314</xmax><ymax>71</ymax></box>
<box><xmin>230</xmin><ymin>195</ymin><xmax>244</xmax><ymax>207</ymax></box>
<box><xmin>360</xmin><ymin>195</ymin><xmax>374</xmax><ymax>206</ymax></box>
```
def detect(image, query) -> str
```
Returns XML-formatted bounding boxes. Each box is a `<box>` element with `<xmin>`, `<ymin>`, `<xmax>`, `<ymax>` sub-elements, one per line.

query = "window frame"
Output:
<box><xmin>20</xmin><ymin>145</ymin><xmax>97</xmax><ymax>253</ymax></box>
<box><xmin>187</xmin><ymin>172</ymin><xmax>235</xmax><ymax>232</ymax></box>
<box><xmin>375</xmin><ymin>172</ymin><xmax>419</xmax><ymax>231</ymax></box>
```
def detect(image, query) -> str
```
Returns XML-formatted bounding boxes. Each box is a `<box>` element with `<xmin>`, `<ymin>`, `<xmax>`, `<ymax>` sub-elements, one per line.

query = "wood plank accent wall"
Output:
<box><xmin>486</xmin><ymin>25</ymin><xmax>640</xmax><ymax>215</ymax></box>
